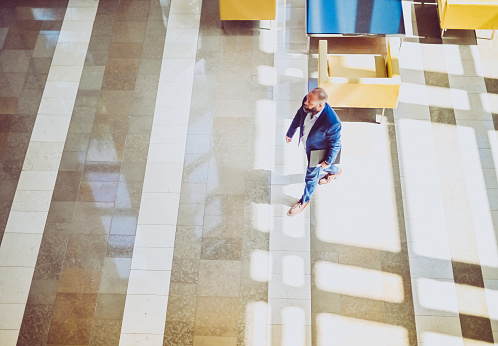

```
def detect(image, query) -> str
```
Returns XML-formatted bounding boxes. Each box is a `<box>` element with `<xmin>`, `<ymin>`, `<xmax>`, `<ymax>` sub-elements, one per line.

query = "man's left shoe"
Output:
<box><xmin>287</xmin><ymin>199</ymin><xmax>309</xmax><ymax>216</ymax></box>
<box><xmin>318</xmin><ymin>168</ymin><xmax>342</xmax><ymax>185</ymax></box>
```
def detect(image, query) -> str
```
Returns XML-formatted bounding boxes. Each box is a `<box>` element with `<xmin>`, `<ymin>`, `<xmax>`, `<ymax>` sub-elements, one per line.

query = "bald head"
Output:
<box><xmin>310</xmin><ymin>87</ymin><xmax>328</xmax><ymax>103</ymax></box>
<box><xmin>303</xmin><ymin>88</ymin><xmax>328</xmax><ymax>115</ymax></box>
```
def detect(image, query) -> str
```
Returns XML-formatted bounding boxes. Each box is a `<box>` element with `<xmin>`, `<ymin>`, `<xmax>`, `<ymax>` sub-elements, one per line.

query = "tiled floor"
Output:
<box><xmin>0</xmin><ymin>0</ymin><xmax>498</xmax><ymax>345</ymax></box>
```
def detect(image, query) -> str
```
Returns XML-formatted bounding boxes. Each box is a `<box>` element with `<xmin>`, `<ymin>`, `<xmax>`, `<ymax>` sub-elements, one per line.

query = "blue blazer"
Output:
<box><xmin>286</xmin><ymin>99</ymin><xmax>342</xmax><ymax>165</ymax></box>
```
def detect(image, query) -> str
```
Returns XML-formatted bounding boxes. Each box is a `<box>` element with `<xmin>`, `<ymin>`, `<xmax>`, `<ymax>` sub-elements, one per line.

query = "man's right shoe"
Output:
<box><xmin>287</xmin><ymin>199</ymin><xmax>309</xmax><ymax>216</ymax></box>
<box><xmin>319</xmin><ymin>168</ymin><xmax>342</xmax><ymax>185</ymax></box>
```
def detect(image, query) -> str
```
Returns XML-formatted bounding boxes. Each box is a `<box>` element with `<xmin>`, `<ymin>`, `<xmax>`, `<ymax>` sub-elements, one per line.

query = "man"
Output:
<box><xmin>285</xmin><ymin>87</ymin><xmax>342</xmax><ymax>216</ymax></box>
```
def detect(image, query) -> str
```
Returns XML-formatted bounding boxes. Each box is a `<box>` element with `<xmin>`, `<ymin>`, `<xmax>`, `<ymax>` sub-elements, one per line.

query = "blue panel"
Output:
<box><xmin>370</xmin><ymin>0</ymin><xmax>405</xmax><ymax>34</ymax></box>
<box><xmin>307</xmin><ymin>0</ymin><xmax>405</xmax><ymax>35</ymax></box>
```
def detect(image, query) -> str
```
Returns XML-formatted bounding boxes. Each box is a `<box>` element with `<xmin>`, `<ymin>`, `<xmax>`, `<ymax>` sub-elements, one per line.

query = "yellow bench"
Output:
<box><xmin>219</xmin><ymin>0</ymin><xmax>276</xmax><ymax>20</ymax></box>
<box><xmin>438</xmin><ymin>0</ymin><xmax>498</xmax><ymax>37</ymax></box>
<box><xmin>318</xmin><ymin>39</ymin><xmax>401</xmax><ymax>123</ymax></box>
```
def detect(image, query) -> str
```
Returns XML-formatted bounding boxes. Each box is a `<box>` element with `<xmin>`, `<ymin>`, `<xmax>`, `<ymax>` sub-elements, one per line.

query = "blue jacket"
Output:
<box><xmin>286</xmin><ymin>99</ymin><xmax>342</xmax><ymax>165</ymax></box>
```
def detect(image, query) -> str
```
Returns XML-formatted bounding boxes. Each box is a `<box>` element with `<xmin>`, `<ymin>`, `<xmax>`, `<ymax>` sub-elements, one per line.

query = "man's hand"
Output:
<box><xmin>285</xmin><ymin>136</ymin><xmax>292</xmax><ymax>143</ymax></box>
<box><xmin>317</xmin><ymin>161</ymin><xmax>331</xmax><ymax>169</ymax></box>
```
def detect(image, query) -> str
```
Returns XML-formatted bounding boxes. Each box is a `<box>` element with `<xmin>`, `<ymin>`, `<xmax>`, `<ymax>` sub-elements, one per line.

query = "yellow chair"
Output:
<box><xmin>318</xmin><ymin>39</ymin><xmax>401</xmax><ymax>123</ymax></box>
<box><xmin>219</xmin><ymin>0</ymin><xmax>276</xmax><ymax>20</ymax></box>
<box><xmin>438</xmin><ymin>0</ymin><xmax>498</xmax><ymax>37</ymax></box>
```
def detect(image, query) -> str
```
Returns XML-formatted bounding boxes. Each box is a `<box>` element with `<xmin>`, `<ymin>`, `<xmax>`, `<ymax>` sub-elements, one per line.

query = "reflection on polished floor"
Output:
<box><xmin>0</xmin><ymin>0</ymin><xmax>498</xmax><ymax>345</ymax></box>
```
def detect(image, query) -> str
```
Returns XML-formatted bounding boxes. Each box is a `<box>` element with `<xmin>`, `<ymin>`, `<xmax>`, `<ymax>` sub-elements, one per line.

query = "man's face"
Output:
<box><xmin>302</xmin><ymin>93</ymin><xmax>322</xmax><ymax>114</ymax></box>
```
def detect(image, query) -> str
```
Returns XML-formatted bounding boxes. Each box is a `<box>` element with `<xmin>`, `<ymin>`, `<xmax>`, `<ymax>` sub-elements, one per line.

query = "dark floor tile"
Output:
<box><xmin>194</xmin><ymin>296</ymin><xmax>239</xmax><ymax>337</ymax></box>
<box><xmin>112</xmin><ymin>20</ymin><xmax>147</xmax><ymax>43</ymax></box>
<box><xmin>88</xmin><ymin>35</ymin><xmax>112</xmax><ymax>51</ymax></box>
<box><xmin>0</xmin><ymin>72</ymin><xmax>26</xmax><ymax>97</ymax></box>
<box><xmin>64</xmin><ymin>234</ymin><xmax>107</xmax><ymax>269</ymax></box>
<box><xmin>166</xmin><ymin>283</ymin><xmax>197</xmax><ymax>323</ymax></box>
<box><xmin>172</xmin><ymin>226</ymin><xmax>202</xmax><ymax>260</ymax></box>
<box><xmin>40</xmin><ymin>20</ymin><xmax>63</xmax><ymax>32</ymax></box>
<box><xmin>94</xmin><ymin>293</ymin><xmax>126</xmax><ymax>320</ymax></box>
<box><xmin>93</xmin><ymin>13</ymin><xmax>117</xmax><ymax>36</ymax></box>
<box><xmin>109</xmin><ymin>210</ymin><xmax>138</xmax><ymax>236</ymax></box>
<box><xmin>46</xmin><ymin>293</ymin><xmax>97</xmax><ymax>345</ymax></box>
<box><xmin>78</xmin><ymin>181</ymin><xmax>119</xmax><ymax>202</ymax></box>
<box><xmin>430</xmin><ymin>106</ymin><xmax>456</xmax><ymax>125</ymax></box>
<box><xmin>59</xmin><ymin>151</ymin><xmax>87</xmax><ymax>171</ymax></box>
<box><xmin>89</xmin><ymin>319</ymin><xmax>122</xmax><ymax>346</ymax></box>
<box><xmin>8</xmin><ymin>19</ymin><xmax>42</xmax><ymax>33</ymax></box>
<box><xmin>133</xmin><ymin>73</ymin><xmax>159</xmax><ymax>99</ymax></box>
<box><xmin>70</xmin><ymin>201</ymin><xmax>113</xmax><ymax>235</ymax></box>
<box><xmin>17</xmin><ymin>88</ymin><xmax>43</xmax><ymax>114</ymax></box>
<box><xmin>340</xmin><ymin>295</ymin><xmax>385</xmax><ymax>323</ymax></box>
<box><xmin>123</xmin><ymin>133</ymin><xmax>150</xmax><ymax>162</ymax></box>
<box><xmin>69</xmin><ymin>107</ymin><xmax>96</xmax><ymax>134</ymax></box>
<box><xmin>0</xmin><ymin>97</ymin><xmax>19</xmax><ymax>114</ymax></box>
<box><xmin>137</xmin><ymin>58</ymin><xmax>162</xmax><ymax>75</ymax></box>
<box><xmin>64</xmin><ymin>132</ymin><xmax>91</xmax><ymax>152</ymax></box>
<box><xmin>141</xmin><ymin>34</ymin><xmax>164</xmax><ymax>58</ymax></box>
<box><xmin>97</xmin><ymin>90</ymin><xmax>134</xmax><ymax>115</ymax></box>
<box><xmin>75</xmin><ymin>89</ymin><xmax>100</xmax><ymax>108</ymax></box>
<box><xmin>33</xmin><ymin>223</ymin><xmax>70</xmax><ymax>280</ymax></box>
<box><xmin>163</xmin><ymin>321</ymin><xmax>194</xmax><ymax>346</ymax></box>
<box><xmin>17</xmin><ymin>304</ymin><xmax>52</xmax><ymax>346</ymax></box>
<box><xmin>10</xmin><ymin>114</ymin><xmax>35</xmax><ymax>132</ymax></box>
<box><xmin>452</xmin><ymin>261</ymin><xmax>485</xmax><ymax>287</ymax></box>
<box><xmin>171</xmin><ymin>258</ymin><xmax>200</xmax><ymax>284</ymax></box>
<box><xmin>3</xmin><ymin>32</ymin><xmax>38</xmax><ymax>50</ymax></box>
<box><xmin>28</xmin><ymin>57</ymin><xmax>52</xmax><ymax>75</ymax></box>
<box><xmin>109</xmin><ymin>42</ymin><xmax>143</xmax><ymax>58</ymax></box>
<box><xmin>46</xmin><ymin>201</ymin><xmax>75</xmax><ymax>223</ymax></box>
<box><xmin>0</xmin><ymin>178</ymin><xmax>17</xmax><ymax>201</ymax></box>
<box><xmin>32</xmin><ymin>33</ymin><xmax>59</xmax><ymax>58</ymax></box>
<box><xmin>27</xmin><ymin>279</ymin><xmax>59</xmax><ymax>305</ymax></box>
<box><xmin>6</xmin><ymin>131</ymin><xmax>30</xmax><ymax>149</ymax></box>
<box><xmin>0</xmin><ymin>49</ymin><xmax>32</xmax><ymax>72</ymax></box>
<box><xmin>128</xmin><ymin>115</ymin><xmax>153</xmax><ymax>133</ymax></box>
<box><xmin>52</xmin><ymin>171</ymin><xmax>83</xmax><ymax>202</ymax></box>
<box><xmin>58</xmin><ymin>267</ymin><xmax>102</xmax><ymax>293</ymax></box>
<box><xmin>119</xmin><ymin>161</ymin><xmax>146</xmax><ymax>182</ymax></box>
<box><xmin>85</xmin><ymin>50</ymin><xmax>109</xmax><ymax>66</ymax></box>
<box><xmin>99</xmin><ymin>257</ymin><xmax>131</xmax><ymax>294</ymax></box>
<box><xmin>83</xmin><ymin>162</ymin><xmax>121</xmax><ymax>182</ymax></box>
<box><xmin>116</xmin><ymin>0</ymin><xmax>150</xmax><ymax>21</ymax></box>
<box><xmin>130</xmin><ymin>97</ymin><xmax>155</xmax><ymax>116</ymax></box>
<box><xmin>23</xmin><ymin>72</ymin><xmax>48</xmax><ymax>90</ymax></box>
<box><xmin>201</xmin><ymin>238</ymin><xmax>242</xmax><ymax>261</ymax></box>
<box><xmin>107</xmin><ymin>234</ymin><xmax>134</xmax><ymax>257</ymax></box>
<box><xmin>0</xmin><ymin>114</ymin><xmax>13</xmax><ymax>130</ymax></box>
<box><xmin>114</xmin><ymin>180</ymin><xmax>144</xmax><ymax>209</ymax></box>
<box><xmin>460</xmin><ymin>314</ymin><xmax>494</xmax><ymax>343</ymax></box>
<box><xmin>145</xmin><ymin>20</ymin><xmax>167</xmax><ymax>36</ymax></box>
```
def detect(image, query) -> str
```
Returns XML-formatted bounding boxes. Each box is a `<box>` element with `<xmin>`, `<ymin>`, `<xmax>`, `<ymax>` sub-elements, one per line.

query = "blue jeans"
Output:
<box><xmin>301</xmin><ymin>164</ymin><xmax>340</xmax><ymax>203</ymax></box>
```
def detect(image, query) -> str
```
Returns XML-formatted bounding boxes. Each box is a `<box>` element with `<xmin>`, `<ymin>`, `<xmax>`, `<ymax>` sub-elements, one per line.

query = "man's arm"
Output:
<box><xmin>286</xmin><ymin>98</ymin><xmax>306</xmax><ymax>142</ymax></box>
<box><xmin>324</xmin><ymin>123</ymin><xmax>342</xmax><ymax>165</ymax></box>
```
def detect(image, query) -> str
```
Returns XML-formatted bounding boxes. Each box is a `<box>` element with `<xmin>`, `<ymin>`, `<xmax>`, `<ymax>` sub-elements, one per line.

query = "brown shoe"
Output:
<box><xmin>319</xmin><ymin>168</ymin><xmax>342</xmax><ymax>185</ymax></box>
<box><xmin>287</xmin><ymin>199</ymin><xmax>309</xmax><ymax>216</ymax></box>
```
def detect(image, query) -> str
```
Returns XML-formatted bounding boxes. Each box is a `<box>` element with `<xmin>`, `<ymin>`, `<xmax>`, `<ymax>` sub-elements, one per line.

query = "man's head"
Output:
<box><xmin>303</xmin><ymin>87</ymin><xmax>328</xmax><ymax>115</ymax></box>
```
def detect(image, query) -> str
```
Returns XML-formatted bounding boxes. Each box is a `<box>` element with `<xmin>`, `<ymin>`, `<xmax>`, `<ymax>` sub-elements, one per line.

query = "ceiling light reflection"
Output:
<box><xmin>314</xmin><ymin>261</ymin><xmax>404</xmax><ymax>303</ymax></box>
<box><xmin>250</xmin><ymin>250</ymin><xmax>269</xmax><ymax>282</ymax></box>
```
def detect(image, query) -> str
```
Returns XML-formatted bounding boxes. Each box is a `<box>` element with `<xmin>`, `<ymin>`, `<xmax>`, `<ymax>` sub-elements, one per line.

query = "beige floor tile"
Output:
<box><xmin>134</xmin><ymin>225</ymin><xmax>176</xmax><ymax>248</ymax></box>
<box><xmin>119</xmin><ymin>333</ymin><xmax>164</xmax><ymax>345</ymax></box>
<box><xmin>0</xmin><ymin>267</ymin><xmax>35</xmax><ymax>303</ymax></box>
<box><xmin>0</xmin><ymin>233</ymin><xmax>42</xmax><ymax>267</ymax></box>
<box><xmin>4</xmin><ymin>211</ymin><xmax>48</xmax><ymax>234</ymax></box>
<box><xmin>121</xmin><ymin>294</ymin><xmax>169</xmax><ymax>334</ymax></box>
<box><xmin>269</xmin><ymin>324</ymin><xmax>311</xmax><ymax>346</ymax></box>
<box><xmin>131</xmin><ymin>247</ymin><xmax>174</xmax><ymax>271</ymax></box>
<box><xmin>0</xmin><ymin>303</ymin><xmax>25</xmax><ymax>329</ymax></box>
